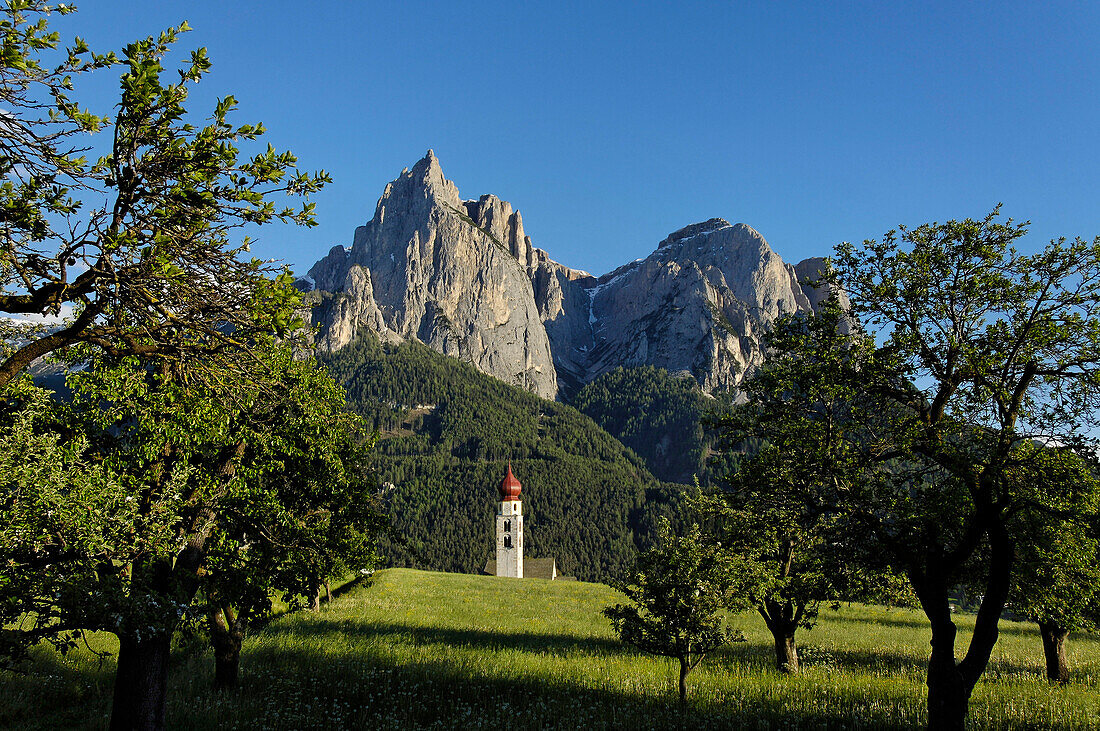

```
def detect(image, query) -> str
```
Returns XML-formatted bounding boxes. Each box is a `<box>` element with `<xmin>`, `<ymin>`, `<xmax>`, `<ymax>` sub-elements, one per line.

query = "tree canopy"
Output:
<box><xmin>0</xmin><ymin>5</ymin><xmax>368</xmax><ymax>730</ymax></box>
<box><xmin>830</xmin><ymin>208</ymin><xmax>1100</xmax><ymax>729</ymax></box>
<box><xmin>706</xmin><ymin>301</ymin><xmax>906</xmax><ymax>673</ymax></box>
<box><xmin>1006</xmin><ymin>443</ymin><xmax>1100</xmax><ymax>683</ymax></box>
<box><xmin>0</xmin><ymin>2</ymin><xmax>328</xmax><ymax>389</ymax></box>
<box><xmin>1</xmin><ymin>343</ymin><xmax>385</xmax><ymax>728</ymax></box>
<box><xmin>603</xmin><ymin>520</ymin><xmax>751</xmax><ymax>705</ymax></box>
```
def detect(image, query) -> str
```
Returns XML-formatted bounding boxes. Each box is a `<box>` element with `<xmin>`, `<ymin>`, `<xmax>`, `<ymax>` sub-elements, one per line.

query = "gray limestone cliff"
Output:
<box><xmin>563</xmin><ymin>220</ymin><xmax>827</xmax><ymax>394</ymax></box>
<box><xmin>303</xmin><ymin>151</ymin><xmax>836</xmax><ymax>400</ymax></box>
<box><xmin>305</xmin><ymin>151</ymin><xmax>558</xmax><ymax>399</ymax></box>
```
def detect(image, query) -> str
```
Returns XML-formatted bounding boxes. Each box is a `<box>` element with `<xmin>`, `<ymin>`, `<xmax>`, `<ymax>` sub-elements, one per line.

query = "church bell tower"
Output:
<box><xmin>495</xmin><ymin>464</ymin><xmax>523</xmax><ymax>578</ymax></box>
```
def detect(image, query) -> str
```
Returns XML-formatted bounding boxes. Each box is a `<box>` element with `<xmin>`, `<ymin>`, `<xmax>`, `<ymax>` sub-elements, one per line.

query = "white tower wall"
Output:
<box><xmin>495</xmin><ymin>499</ymin><xmax>523</xmax><ymax>578</ymax></box>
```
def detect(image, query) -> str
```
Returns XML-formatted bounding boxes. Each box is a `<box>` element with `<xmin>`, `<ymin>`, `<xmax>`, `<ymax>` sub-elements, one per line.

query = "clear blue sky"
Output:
<box><xmin>57</xmin><ymin>1</ymin><xmax>1100</xmax><ymax>277</ymax></box>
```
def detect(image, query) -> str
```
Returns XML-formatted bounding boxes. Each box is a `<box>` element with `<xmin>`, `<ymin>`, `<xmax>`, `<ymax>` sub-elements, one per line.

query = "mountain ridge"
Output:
<box><xmin>303</xmin><ymin>151</ymin><xmax>841</xmax><ymax>399</ymax></box>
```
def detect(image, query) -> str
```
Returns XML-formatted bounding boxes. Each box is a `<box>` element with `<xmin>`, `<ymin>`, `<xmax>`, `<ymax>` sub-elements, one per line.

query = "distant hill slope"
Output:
<box><xmin>573</xmin><ymin>366</ymin><xmax>719</xmax><ymax>485</ymax></box>
<box><xmin>321</xmin><ymin>335</ymin><xmax>670</xmax><ymax>583</ymax></box>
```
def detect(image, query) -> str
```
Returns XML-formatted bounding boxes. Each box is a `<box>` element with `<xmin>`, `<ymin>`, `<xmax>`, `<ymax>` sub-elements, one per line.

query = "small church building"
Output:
<box><xmin>482</xmin><ymin>465</ymin><xmax>573</xmax><ymax>581</ymax></box>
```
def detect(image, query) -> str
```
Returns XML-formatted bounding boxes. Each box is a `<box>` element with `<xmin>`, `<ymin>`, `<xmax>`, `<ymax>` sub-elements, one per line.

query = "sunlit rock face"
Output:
<box><xmin>304</xmin><ymin>152</ymin><xmax>836</xmax><ymax>400</ymax></box>
<box><xmin>578</xmin><ymin>220</ymin><xmax>807</xmax><ymax>394</ymax></box>
<box><xmin>306</xmin><ymin>151</ymin><xmax>557</xmax><ymax>399</ymax></box>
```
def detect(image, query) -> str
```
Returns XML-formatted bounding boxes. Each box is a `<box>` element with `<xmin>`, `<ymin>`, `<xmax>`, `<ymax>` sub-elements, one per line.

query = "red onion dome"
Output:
<box><xmin>499</xmin><ymin>464</ymin><xmax>522</xmax><ymax>500</ymax></box>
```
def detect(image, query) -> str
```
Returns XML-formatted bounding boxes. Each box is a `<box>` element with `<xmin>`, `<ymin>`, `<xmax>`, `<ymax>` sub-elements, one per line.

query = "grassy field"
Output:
<box><xmin>3</xmin><ymin>568</ymin><xmax>1099</xmax><ymax>729</ymax></box>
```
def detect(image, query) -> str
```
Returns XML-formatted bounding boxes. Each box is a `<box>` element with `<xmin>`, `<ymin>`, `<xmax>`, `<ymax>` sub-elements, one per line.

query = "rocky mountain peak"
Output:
<box><xmin>412</xmin><ymin>148</ymin><xmax>443</xmax><ymax>183</ymax></box>
<box><xmin>657</xmin><ymin>218</ymin><xmax>732</xmax><ymax>249</ymax></box>
<box><xmin>303</xmin><ymin>153</ymin><xmax>834</xmax><ymax>400</ymax></box>
<box><xmin>305</xmin><ymin>152</ymin><xmax>558</xmax><ymax>399</ymax></box>
<box><xmin>372</xmin><ymin>149</ymin><xmax>459</xmax><ymax>219</ymax></box>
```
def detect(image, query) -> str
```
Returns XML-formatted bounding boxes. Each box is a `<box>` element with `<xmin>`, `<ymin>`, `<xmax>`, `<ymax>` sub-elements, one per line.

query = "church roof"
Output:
<box><xmin>499</xmin><ymin>463</ymin><xmax>522</xmax><ymax>500</ymax></box>
<box><xmin>523</xmin><ymin>558</ymin><xmax>557</xmax><ymax>580</ymax></box>
<box><xmin>483</xmin><ymin>557</ymin><xmax>569</xmax><ymax>580</ymax></box>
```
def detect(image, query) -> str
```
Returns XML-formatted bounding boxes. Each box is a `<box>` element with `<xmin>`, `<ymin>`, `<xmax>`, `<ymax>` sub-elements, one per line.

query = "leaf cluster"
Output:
<box><xmin>828</xmin><ymin>209</ymin><xmax>1100</xmax><ymax>581</ymax></box>
<box><xmin>603</xmin><ymin>521</ymin><xmax>749</xmax><ymax>668</ymax></box>
<box><xmin>0</xmin><ymin>3</ymin><xmax>329</xmax><ymax>387</ymax></box>
<box><xmin>706</xmin><ymin>301</ymin><xmax>898</xmax><ymax>613</ymax></box>
<box><xmin>1007</xmin><ymin>443</ymin><xmax>1100</xmax><ymax>632</ymax></box>
<box><xmin>0</xmin><ymin>342</ymin><xmax>385</xmax><ymax>665</ymax></box>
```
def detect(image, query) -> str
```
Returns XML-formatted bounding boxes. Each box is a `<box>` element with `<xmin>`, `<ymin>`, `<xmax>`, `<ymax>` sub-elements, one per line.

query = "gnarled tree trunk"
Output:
<box><xmin>1038</xmin><ymin>621</ymin><xmax>1070</xmax><ymax>684</ymax></box>
<box><xmin>208</xmin><ymin>606</ymin><xmax>245</xmax><ymax>690</ymax></box>
<box><xmin>109</xmin><ymin>631</ymin><xmax>172</xmax><ymax>731</ymax></box>
<box><xmin>107</xmin><ymin>441</ymin><xmax>246</xmax><ymax>729</ymax></box>
<box><xmin>925</xmin><ymin>616</ymin><xmax>971</xmax><ymax>731</ymax></box>
<box><xmin>678</xmin><ymin>656</ymin><xmax>690</xmax><ymax>706</ymax></box>
<box><xmin>773</xmin><ymin>630</ymin><xmax>799</xmax><ymax>674</ymax></box>
<box><xmin>759</xmin><ymin>599</ymin><xmax>802</xmax><ymax>673</ymax></box>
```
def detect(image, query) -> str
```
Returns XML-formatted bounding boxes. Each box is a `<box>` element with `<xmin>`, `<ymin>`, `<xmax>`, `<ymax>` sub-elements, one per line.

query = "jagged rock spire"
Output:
<box><xmin>304</xmin><ymin>153</ymin><xmax>834</xmax><ymax>399</ymax></box>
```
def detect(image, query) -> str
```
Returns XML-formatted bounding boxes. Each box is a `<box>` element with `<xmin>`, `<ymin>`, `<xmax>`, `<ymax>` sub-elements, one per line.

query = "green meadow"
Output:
<box><xmin>4</xmin><ymin>568</ymin><xmax>1099</xmax><ymax>729</ymax></box>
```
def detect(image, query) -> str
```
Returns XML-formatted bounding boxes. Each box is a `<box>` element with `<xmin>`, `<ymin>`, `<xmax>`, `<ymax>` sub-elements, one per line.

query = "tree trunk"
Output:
<box><xmin>208</xmin><ymin>607</ymin><xmax>245</xmax><ymax>690</ymax></box>
<box><xmin>916</xmin><ymin>534</ymin><xmax>1011</xmax><ymax>731</ymax></box>
<box><xmin>906</xmin><ymin>481</ymin><xmax>1016</xmax><ymax>731</ymax></box>
<box><xmin>324</xmin><ymin>579</ymin><xmax>332</xmax><ymax>604</ymax></box>
<box><xmin>678</xmin><ymin>656</ymin><xmax>690</xmax><ymax>706</ymax></box>
<box><xmin>306</xmin><ymin>570</ymin><xmax>322</xmax><ymax>612</ymax></box>
<box><xmin>1038</xmin><ymin>622</ymin><xmax>1070</xmax><ymax>684</ymax></box>
<box><xmin>759</xmin><ymin>601</ymin><xmax>801</xmax><ymax>673</ymax></box>
<box><xmin>109</xmin><ymin>632</ymin><xmax>172</xmax><ymax>731</ymax></box>
<box><xmin>925</xmin><ymin>619</ymin><xmax>970</xmax><ymax>731</ymax></box>
<box><xmin>773</xmin><ymin>630</ymin><xmax>799</xmax><ymax>674</ymax></box>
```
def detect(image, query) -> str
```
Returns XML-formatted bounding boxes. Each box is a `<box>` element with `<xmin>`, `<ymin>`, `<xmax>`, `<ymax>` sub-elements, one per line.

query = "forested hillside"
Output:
<box><xmin>321</xmin><ymin>335</ymin><xmax>675</xmax><ymax>582</ymax></box>
<box><xmin>573</xmin><ymin>366</ymin><xmax>737</xmax><ymax>485</ymax></box>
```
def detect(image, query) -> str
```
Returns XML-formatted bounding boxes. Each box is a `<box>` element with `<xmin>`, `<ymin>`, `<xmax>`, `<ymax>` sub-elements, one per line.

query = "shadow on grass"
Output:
<box><xmin>260</xmin><ymin>616</ymin><xmax>630</xmax><ymax>657</ymax></box>
<box><xmin>713</xmin><ymin>638</ymin><xmax>930</xmax><ymax>677</ymax></box>
<box><xmin>821</xmin><ymin>608</ymin><xmax>1100</xmax><ymax>652</ymax></box>
<box><xmin>6</xmin><ymin>622</ymin><xmax>921</xmax><ymax>730</ymax></box>
<box><xmin>261</xmin><ymin>613</ymin><xmax>1069</xmax><ymax>682</ymax></box>
<box><xmin>817</xmin><ymin>610</ymin><xmax>935</xmax><ymax>632</ymax></box>
<box><xmin>812</xmin><ymin>641</ymin><xmax>1057</xmax><ymax>681</ymax></box>
<box><xmin>0</xmin><ymin>647</ymin><xmax>116</xmax><ymax>731</ymax></box>
<box><xmin>993</xmin><ymin>621</ymin><xmax>1100</xmax><ymax>650</ymax></box>
<box><xmin>231</xmin><ymin>641</ymin><xmax>921</xmax><ymax>731</ymax></box>
<box><xmin>994</xmin><ymin>622</ymin><xmax>1047</xmax><ymax>639</ymax></box>
<box><xmin>330</xmin><ymin>574</ymin><xmax>368</xmax><ymax>600</ymax></box>
<box><xmin>714</xmin><ymin>634</ymin><xmax>1065</xmax><ymax>683</ymax></box>
<box><xmin>250</xmin><ymin>619</ymin><xmax>932</xmax><ymax>727</ymax></box>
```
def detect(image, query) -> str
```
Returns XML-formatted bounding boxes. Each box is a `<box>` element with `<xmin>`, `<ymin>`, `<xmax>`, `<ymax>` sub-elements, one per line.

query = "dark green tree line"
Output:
<box><xmin>574</xmin><ymin>366</ymin><xmax>714</xmax><ymax>484</ymax></box>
